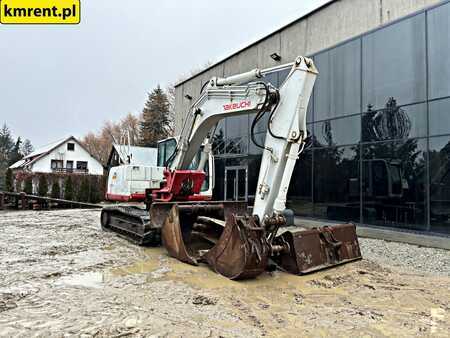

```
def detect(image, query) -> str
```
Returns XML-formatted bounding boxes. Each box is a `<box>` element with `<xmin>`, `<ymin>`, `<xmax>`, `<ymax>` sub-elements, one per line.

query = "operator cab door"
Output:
<box><xmin>225</xmin><ymin>166</ymin><xmax>248</xmax><ymax>201</ymax></box>
<box><xmin>157</xmin><ymin>137</ymin><xmax>214</xmax><ymax>197</ymax></box>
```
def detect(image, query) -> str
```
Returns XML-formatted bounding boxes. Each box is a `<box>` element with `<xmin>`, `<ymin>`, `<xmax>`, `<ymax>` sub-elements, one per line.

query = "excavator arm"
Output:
<box><xmin>159</xmin><ymin>56</ymin><xmax>362</xmax><ymax>279</ymax></box>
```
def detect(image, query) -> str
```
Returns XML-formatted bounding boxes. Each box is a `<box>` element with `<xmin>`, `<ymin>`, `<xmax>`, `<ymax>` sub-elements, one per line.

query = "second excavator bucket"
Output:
<box><xmin>273</xmin><ymin>223</ymin><xmax>362</xmax><ymax>275</ymax></box>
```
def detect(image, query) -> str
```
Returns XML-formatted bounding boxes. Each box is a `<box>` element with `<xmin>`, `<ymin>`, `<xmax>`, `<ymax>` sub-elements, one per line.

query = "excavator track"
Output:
<box><xmin>100</xmin><ymin>205</ymin><xmax>161</xmax><ymax>246</ymax></box>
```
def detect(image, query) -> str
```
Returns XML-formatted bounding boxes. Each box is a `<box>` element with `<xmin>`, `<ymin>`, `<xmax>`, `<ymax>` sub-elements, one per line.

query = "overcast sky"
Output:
<box><xmin>1</xmin><ymin>0</ymin><xmax>326</xmax><ymax>147</ymax></box>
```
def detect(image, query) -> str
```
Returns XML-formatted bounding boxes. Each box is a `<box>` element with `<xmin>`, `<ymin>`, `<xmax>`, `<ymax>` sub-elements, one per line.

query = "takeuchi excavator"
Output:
<box><xmin>100</xmin><ymin>56</ymin><xmax>362</xmax><ymax>280</ymax></box>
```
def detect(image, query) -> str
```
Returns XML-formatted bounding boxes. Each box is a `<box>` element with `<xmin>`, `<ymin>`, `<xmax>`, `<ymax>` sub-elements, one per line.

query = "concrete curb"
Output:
<box><xmin>294</xmin><ymin>217</ymin><xmax>450</xmax><ymax>251</ymax></box>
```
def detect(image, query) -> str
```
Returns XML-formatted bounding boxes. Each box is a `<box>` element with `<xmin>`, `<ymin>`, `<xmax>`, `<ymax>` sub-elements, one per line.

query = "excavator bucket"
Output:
<box><xmin>273</xmin><ymin>223</ymin><xmax>362</xmax><ymax>275</ymax></box>
<box><xmin>204</xmin><ymin>214</ymin><xmax>270</xmax><ymax>280</ymax></box>
<box><xmin>161</xmin><ymin>204</ymin><xmax>199</xmax><ymax>265</ymax></box>
<box><xmin>161</xmin><ymin>202</ymin><xmax>270</xmax><ymax>279</ymax></box>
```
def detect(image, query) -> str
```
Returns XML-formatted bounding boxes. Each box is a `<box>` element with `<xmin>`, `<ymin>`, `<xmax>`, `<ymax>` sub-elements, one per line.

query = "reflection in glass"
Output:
<box><xmin>427</xmin><ymin>2</ymin><xmax>450</xmax><ymax>100</ymax></box>
<box><xmin>362</xmin><ymin>13</ymin><xmax>426</xmax><ymax>109</ymax></box>
<box><xmin>313</xmin><ymin>146</ymin><xmax>360</xmax><ymax>222</ymax></box>
<box><xmin>362</xmin><ymin>98</ymin><xmax>427</xmax><ymax>142</ymax></box>
<box><xmin>287</xmin><ymin>150</ymin><xmax>313</xmax><ymax>216</ymax></box>
<box><xmin>429</xmin><ymin>98</ymin><xmax>450</xmax><ymax>137</ymax></box>
<box><xmin>362</xmin><ymin>139</ymin><xmax>427</xmax><ymax>230</ymax></box>
<box><xmin>212</xmin><ymin>120</ymin><xmax>226</xmax><ymax>155</ymax></box>
<box><xmin>429</xmin><ymin>136</ymin><xmax>450</xmax><ymax>234</ymax></box>
<box><xmin>225</xmin><ymin>115</ymin><xmax>248</xmax><ymax>155</ymax></box>
<box><xmin>314</xmin><ymin>39</ymin><xmax>361</xmax><ymax>121</ymax></box>
<box><xmin>313</xmin><ymin>115</ymin><xmax>360</xmax><ymax>147</ymax></box>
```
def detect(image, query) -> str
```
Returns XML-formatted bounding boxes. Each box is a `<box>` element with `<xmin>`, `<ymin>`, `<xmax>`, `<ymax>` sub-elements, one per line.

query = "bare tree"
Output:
<box><xmin>82</xmin><ymin>113</ymin><xmax>141</xmax><ymax>166</ymax></box>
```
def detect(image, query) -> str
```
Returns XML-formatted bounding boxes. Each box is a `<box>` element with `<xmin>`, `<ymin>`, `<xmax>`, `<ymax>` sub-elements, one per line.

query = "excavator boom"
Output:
<box><xmin>159</xmin><ymin>56</ymin><xmax>361</xmax><ymax>279</ymax></box>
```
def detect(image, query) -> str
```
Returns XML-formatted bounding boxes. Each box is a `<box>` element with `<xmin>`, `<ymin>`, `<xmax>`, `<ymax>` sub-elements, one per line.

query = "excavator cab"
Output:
<box><xmin>157</xmin><ymin>137</ymin><xmax>214</xmax><ymax>197</ymax></box>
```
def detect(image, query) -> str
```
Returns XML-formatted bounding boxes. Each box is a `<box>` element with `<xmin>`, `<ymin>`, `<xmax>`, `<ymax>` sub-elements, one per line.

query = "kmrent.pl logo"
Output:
<box><xmin>0</xmin><ymin>0</ymin><xmax>80</xmax><ymax>24</ymax></box>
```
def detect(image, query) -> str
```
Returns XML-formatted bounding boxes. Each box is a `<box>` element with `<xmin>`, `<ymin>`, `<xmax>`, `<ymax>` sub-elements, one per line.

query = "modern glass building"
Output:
<box><xmin>209</xmin><ymin>1</ymin><xmax>450</xmax><ymax>235</ymax></box>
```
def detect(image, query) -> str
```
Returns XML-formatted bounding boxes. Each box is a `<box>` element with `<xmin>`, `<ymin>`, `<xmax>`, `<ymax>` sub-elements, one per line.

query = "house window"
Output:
<box><xmin>51</xmin><ymin>160</ymin><xmax>63</xmax><ymax>171</ymax></box>
<box><xmin>66</xmin><ymin>160</ymin><xmax>74</xmax><ymax>172</ymax></box>
<box><xmin>76</xmin><ymin>161</ymin><xmax>88</xmax><ymax>172</ymax></box>
<box><xmin>67</xmin><ymin>143</ymin><xmax>75</xmax><ymax>151</ymax></box>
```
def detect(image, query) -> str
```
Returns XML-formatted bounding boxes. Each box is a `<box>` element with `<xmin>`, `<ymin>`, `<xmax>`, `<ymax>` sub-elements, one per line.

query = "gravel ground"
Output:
<box><xmin>0</xmin><ymin>209</ymin><xmax>449</xmax><ymax>337</ymax></box>
<box><xmin>360</xmin><ymin>238</ymin><xmax>450</xmax><ymax>276</ymax></box>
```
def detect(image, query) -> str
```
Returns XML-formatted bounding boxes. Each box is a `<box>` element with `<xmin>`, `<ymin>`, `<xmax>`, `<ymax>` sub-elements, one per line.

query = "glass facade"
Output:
<box><xmin>211</xmin><ymin>2</ymin><xmax>450</xmax><ymax>235</ymax></box>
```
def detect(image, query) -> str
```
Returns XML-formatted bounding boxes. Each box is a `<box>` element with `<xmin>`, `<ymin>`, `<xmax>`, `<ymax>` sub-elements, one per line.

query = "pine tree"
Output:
<box><xmin>0</xmin><ymin>124</ymin><xmax>14</xmax><ymax>190</ymax></box>
<box><xmin>140</xmin><ymin>86</ymin><xmax>171</xmax><ymax>147</ymax></box>
<box><xmin>9</xmin><ymin>137</ymin><xmax>23</xmax><ymax>166</ymax></box>
<box><xmin>24</xmin><ymin>177</ymin><xmax>33</xmax><ymax>195</ymax></box>
<box><xmin>21</xmin><ymin>139</ymin><xmax>34</xmax><ymax>156</ymax></box>
<box><xmin>64</xmin><ymin>176</ymin><xmax>74</xmax><ymax>200</ymax></box>
<box><xmin>51</xmin><ymin>181</ymin><xmax>61</xmax><ymax>199</ymax></box>
<box><xmin>0</xmin><ymin>123</ymin><xmax>14</xmax><ymax>162</ymax></box>
<box><xmin>5</xmin><ymin>168</ymin><xmax>13</xmax><ymax>192</ymax></box>
<box><xmin>38</xmin><ymin>175</ymin><xmax>48</xmax><ymax>197</ymax></box>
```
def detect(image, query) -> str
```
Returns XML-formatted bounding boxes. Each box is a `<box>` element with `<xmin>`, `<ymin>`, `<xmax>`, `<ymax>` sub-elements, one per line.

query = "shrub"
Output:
<box><xmin>77</xmin><ymin>176</ymin><xmax>90</xmax><ymax>202</ymax></box>
<box><xmin>89</xmin><ymin>176</ymin><xmax>101</xmax><ymax>203</ymax></box>
<box><xmin>37</xmin><ymin>175</ymin><xmax>48</xmax><ymax>196</ymax></box>
<box><xmin>50</xmin><ymin>181</ymin><xmax>61</xmax><ymax>199</ymax></box>
<box><xmin>24</xmin><ymin>177</ymin><xmax>33</xmax><ymax>195</ymax></box>
<box><xmin>5</xmin><ymin>169</ymin><xmax>13</xmax><ymax>192</ymax></box>
<box><xmin>64</xmin><ymin>176</ymin><xmax>74</xmax><ymax>201</ymax></box>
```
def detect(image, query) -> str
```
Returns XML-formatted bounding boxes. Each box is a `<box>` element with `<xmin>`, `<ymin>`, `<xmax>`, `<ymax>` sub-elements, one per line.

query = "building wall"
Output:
<box><xmin>174</xmin><ymin>0</ymin><xmax>442</xmax><ymax>131</ymax></box>
<box><xmin>31</xmin><ymin>140</ymin><xmax>104</xmax><ymax>175</ymax></box>
<box><xmin>174</xmin><ymin>0</ymin><xmax>450</xmax><ymax>235</ymax></box>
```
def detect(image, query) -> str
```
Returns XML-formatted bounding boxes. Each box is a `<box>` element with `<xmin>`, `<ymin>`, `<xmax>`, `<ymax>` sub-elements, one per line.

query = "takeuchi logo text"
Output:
<box><xmin>223</xmin><ymin>100</ymin><xmax>251</xmax><ymax>111</ymax></box>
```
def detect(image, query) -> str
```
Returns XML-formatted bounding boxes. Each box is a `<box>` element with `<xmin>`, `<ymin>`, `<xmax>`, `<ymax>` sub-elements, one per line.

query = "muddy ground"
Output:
<box><xmin>0</xmin><ymin>209</ymin><xmax>449</xmax><ymax>337</ymax></box>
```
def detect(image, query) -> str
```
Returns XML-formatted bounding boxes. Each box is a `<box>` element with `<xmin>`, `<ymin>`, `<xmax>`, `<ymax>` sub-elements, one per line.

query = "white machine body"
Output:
<box><xmin>106</xmin><ymin>165</ymin><xmax>164</xmax><ymax>202</ymax></box>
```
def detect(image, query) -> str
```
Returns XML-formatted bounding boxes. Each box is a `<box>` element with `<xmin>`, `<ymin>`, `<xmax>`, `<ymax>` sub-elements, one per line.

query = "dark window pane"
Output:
<box><xmin>262</xmin><ymin>71</ymin><xmax>278</xmax><ymax>86</ymax></box>
<box><xmin>362</xmin><ymin>14</ymin><xmax>426</xmax><ymax>109</ymax></box>
<box><xmin>428</xmin><ymin>3</ymin><xmax>450</xmax><ymax>99</ymax></box>
<box><xmin>213</xmin><ymin>158</ymin><xmax>225</xmax><ymax>200</ymax></box>
<box><xmin>314</xmin><ymin>39</ymin><xmax>361</xmax><ymax>121</ymax></box>
<box><xmin>287</xmin><ymin>150</ymin><xmax>313</xmax><ymax>217</ymax></box>
<box><xmin>212</xmin><ymin>120</ymin><xmax>226</xmax><ymax>155</ymax></box>
<box><xmin>429</xmin><ymin>98</ymin><xmax>450</xmax><ymax>137</ymax></box>
<box><xmin>362</xmin><ymin>100</ymin><xmax>427</xmax><ymax>142</ymax></box>
<box><xmin>307</xmin><ymin>91</ymin><xmax>314</xmax><ymax>123</ymax></box>
<box><xmin>313</xmin><ymin>51</ymin><xmax>331</xmax><ymax>121</ymax></box>
<box><xmin>429</xmin><ymin>136</ymin><xmax>450</xmax><ymax>234</ymax></box>
<box><xmin>248</xmin><ymin>132</ymin><xmax>266</xmax><ymax>155</ymax></box>
<box><xmin>76</xmin><ymin>161</ymin><xmax>88</xmax><ymax>170</ymax></box>
<box><xmin>313</xmin><ymin>146</ymin><xmax>360</xmax><ymax>222</ymax></box>
<box><xmin>249</xmin><ymin>111</ymin><xmax>267</xmax><ymax>134</ymax></box>
<box><xmin>277</xmin><ymin>68</ymin><xmax>290</xmax><ymax>86</ymax></box>
<box><xmin>248</xmin><ymin>155</ymin><xmax>262</xmax><ymax>202</ymax></box>
<box><xmin>330</xmin><ymin>39</ymin><xmax>361</xmax><ymax>118</ymax></box>
<box><xmin>362</xmin><ymin>139</ymin><xmax>427</xmax><ymax>230</ymax></box>
<box><xmin>313</xmin><ymin>115</ymin><xmax>361</xmax><ymax>147</ymax></box>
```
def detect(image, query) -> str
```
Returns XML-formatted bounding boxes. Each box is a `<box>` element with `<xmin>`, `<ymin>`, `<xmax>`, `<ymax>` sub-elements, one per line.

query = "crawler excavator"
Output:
<box><xmin>101</xmin><ymin>56</ymin><xmax>362</xmax><ymax>279</ymax></box>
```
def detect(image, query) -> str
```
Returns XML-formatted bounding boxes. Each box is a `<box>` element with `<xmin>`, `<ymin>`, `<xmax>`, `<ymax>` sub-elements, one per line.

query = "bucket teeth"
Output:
<box><xmin>204</xmin><ymin>214</ymin><xmax>270</xmax><ymax>280</ymax></box>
